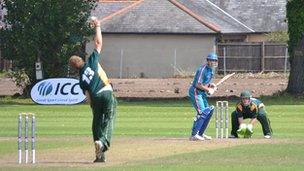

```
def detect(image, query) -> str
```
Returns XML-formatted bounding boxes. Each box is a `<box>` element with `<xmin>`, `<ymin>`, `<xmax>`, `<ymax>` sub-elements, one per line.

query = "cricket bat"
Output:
<box><xmin>215</xmin><ymin>72</ymin><xmax>235</xmax><ymax>86</ymax></box>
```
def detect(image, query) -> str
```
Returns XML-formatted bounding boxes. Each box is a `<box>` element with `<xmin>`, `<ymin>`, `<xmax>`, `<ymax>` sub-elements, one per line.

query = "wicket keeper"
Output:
<box><xmin>189</xmin><ymin>52</ymin><xmax>218</xmax><ymax>141</ymax></box>
<box><xmin>69</xmin><ymin>18</ymin><xmax>116</xmax><ymax>162</ymax></box>
<box><xmin>230</xmin><ymin>91</ymin><xmax>272</xmax><ymax>139</ymax></box>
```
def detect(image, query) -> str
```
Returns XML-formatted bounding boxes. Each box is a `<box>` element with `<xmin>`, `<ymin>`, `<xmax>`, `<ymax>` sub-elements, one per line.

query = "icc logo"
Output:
<box><xmin>37</xmin><ymin>80</ymin><xmax>81</xmax><ymax>96</ymax></box>
<box><xmin>38</xmin><ymin>82</ymin><xmax>53</xmax><ymax>96</ymax></box>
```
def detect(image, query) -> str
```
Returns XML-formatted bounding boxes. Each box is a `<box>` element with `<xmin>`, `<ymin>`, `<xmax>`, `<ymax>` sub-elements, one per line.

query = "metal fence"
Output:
<box><xmin>1</xmin><ymin>42</ymin><xmax>290</xmax><ymax>77</ymax></box>
<box><xmin>0</xmin><ymin>51</ymin><xmax>12</xmax><ymax>71</ymax></box>
<box><xmin>217</xmin><ymin>42</ymin><xmax>289</xmax><ymax>74</ymax></box>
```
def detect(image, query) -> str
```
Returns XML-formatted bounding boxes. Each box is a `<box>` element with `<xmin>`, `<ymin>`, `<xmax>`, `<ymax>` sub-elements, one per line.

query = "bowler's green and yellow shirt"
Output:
<box><xmin>79</xmin><ymin>49</ymin><xmax>110</xmax><ymax>97</ymax></box>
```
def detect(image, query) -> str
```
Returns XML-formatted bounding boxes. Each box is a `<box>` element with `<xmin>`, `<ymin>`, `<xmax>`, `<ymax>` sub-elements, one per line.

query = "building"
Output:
<box><xmin>89</xmin><ymin>0</ymin><xmax>287</xmax><ymax>78</ymax></box>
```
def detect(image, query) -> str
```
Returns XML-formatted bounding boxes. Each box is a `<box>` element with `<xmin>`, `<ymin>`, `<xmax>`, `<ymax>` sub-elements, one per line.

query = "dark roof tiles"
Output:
<box><xmin>93</xmin><ymin>0</ymin><xmax>287</xmax><ymax>34</ymax></box>
<box><xmin>99</xmin><ymin>0</ymin><xmax>215</xmax><ymax>33</ymax></box>
<box><xmin>209</xmin><ymin>0</ymin><xmax>287</xmax><ymax>32</ymax></box>
<box><xmin>174</xmin><ymin>0</ymin><xmax>254</xmax><ymax>33</ymax></box>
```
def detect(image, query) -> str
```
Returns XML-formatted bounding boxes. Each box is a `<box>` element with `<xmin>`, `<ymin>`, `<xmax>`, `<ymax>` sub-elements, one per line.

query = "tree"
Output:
<box><xmin>0</xmin><ymin>0</ymin><xmax>97</xmax><ymax>95</ymax></box>
<box><xmin>265</xmin><ymin>31</ymin><xmax>289</xmax><ymax>43</ymax></box>
<box><xmin>286</xmin><ymin>0</ymin><xmax>304</xmax><ymax>95</ymax></box>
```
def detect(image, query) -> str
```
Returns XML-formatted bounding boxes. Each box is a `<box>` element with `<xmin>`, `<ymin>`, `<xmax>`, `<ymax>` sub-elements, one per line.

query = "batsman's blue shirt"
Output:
<box><xmin>188</xmin><ymin>64</ymin><xmax>214</xmax><ymax>116</ymax></box>
<box><xmin>191</xmin><ymin>64</ymin><xmax>214</xmax><ymax>96</ymax></box>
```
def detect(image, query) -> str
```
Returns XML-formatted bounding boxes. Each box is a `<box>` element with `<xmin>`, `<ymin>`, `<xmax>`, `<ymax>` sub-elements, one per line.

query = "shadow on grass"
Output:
<box><xmin>0</xmin><ymin>96</ymin><xmax>35</xmax><ymax>105</ymax></box>
<box><xmin>118</xmin><ymin>91</ymin><xmax>304</xmax><ymax>106</ymax></box>
<box><xmin>1</xmin><ymin>90</ymin><xmax>303</xmax><ymax>106</ymax></box>
<box><xmin>259</xmin><ymin>90</ymin><xmax>304</xmax><ymax>105</ymax></box>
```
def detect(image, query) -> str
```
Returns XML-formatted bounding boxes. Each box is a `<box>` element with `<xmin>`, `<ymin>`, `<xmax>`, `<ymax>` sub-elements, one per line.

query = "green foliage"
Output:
<box><xmin>7</xmin><ymin>69</ymin><xmax>30</xmax><ymax>89</ymax></box>
<box><xmin>286</xmin><ymin>0</ymin><xmax>304</xmax><ymax>55</ymax></box>
<box><xmin>0</xmin><ymin>0</ymin><xmax>97</xmax><ymax>83</ymax></box>
<box><xmin>0</xmin><ymin>71</ymin><xmax>8</xmax><ymax>78</ymax></box>
<box><xmin>265</xmin><ymin>31</ymin><xmax>289</xmax><ymax>43</ymax></box>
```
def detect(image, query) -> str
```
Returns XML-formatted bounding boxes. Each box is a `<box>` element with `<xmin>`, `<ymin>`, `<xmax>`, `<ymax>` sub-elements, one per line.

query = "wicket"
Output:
<box><xmin>18</xmin><ymin>113</ymin><xmax>36</xmax><ymax>164</ymax></box>
<box><xmin>215</xmin><ymin>101</ymin><xmax>229</xmax><ymax>139</ymax></box>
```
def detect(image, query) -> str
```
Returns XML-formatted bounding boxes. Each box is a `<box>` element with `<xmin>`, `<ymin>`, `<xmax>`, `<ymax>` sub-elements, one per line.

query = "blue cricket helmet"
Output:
<box><xmin>207</xmin><ymin>52</ymin><xmax>218</xmax><ymax>61</ymax></box>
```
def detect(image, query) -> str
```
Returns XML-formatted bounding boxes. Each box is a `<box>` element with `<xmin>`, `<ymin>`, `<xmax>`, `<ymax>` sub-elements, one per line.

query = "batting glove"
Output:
<box><xmin>209</xmin><ymin>83</ymin><xmax>218</xmax><ymax>90</ymax></box>
<box><xmin>207</xmin><ymin>88</ymin><xmax>216</xmax><ymax>95</ymax></box>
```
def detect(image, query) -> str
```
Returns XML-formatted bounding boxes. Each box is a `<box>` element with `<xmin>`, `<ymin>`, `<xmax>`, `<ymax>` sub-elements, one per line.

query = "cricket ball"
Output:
<box><xmin>90</xmin><ymin>16</ymin><xmax>97</xmax><ymax>21</ymax></box>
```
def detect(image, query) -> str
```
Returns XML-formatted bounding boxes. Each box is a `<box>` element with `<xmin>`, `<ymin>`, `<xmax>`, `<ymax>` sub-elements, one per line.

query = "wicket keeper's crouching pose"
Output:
<box><xmin>69</xmin><ymin>18</ymin><xmax>117</xmax><ymax>162</ymax></box>
<box><xmin>189</xmin><ymin>52</ymin><xmax>218</xmax><ymax>141</ymax></box>
<box><xmin>230</xmin><ymin>91</ymin><xmax>272</xmax><ymax>139</ymax></box>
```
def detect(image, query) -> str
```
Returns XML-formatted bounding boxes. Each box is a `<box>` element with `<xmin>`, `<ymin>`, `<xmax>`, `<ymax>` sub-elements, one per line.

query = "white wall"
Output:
<box><xmin>86</xmin><ymin>34</ymin><xmax>215</xmax><ymax>78</ymax></box>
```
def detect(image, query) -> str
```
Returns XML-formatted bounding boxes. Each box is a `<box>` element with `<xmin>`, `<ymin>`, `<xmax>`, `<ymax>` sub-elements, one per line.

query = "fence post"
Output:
<box><xmin>67</xmin><ymin>65</ymin><xmax>70</xmax><ymax>77</ymax></box>
<box><xmin>0</xmin><ymin>50</ymin><xmax>2</xmax><ymax>71</ymax></box>
<box><xmin>223</xmin><ymin>47</ymin><xmax>226</xmax><ymax>75</ymax></box>
<box><xmin>261</xmin><ymin>42</ymin><xmax>265</xmax><ymax>72</ymax></box>
<box><xmin>174</xmin><ymin>48</ymin><xmax>177</xmax><ymax>76</ymax></box>
<box><xmin>0</xmin><ymin>54</ymin><xmax>4</xmax><ymax>71</ymax></box>
<box><xmin>284</xmin><ymin>45</ymin><xmax>288</xmax><ymax>74</ymax></box>
<box><xmin>119</xmin><ymin>49</ymin><xmax>124</xmax><ymax>78</ymax></box>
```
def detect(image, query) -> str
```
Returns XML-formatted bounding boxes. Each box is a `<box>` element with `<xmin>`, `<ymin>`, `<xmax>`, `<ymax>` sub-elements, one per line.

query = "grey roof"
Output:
<box><xmin>97</xmin><ymin>0</ymin><xmax>216</xmax><ymax>34</ymax></box>
<box><xmin>91</xmin><ymin>1</ymin><xmax>135</xmax><ymax>19</ymax></box>
<box><xmin>209</xmin><ymin>0</ymin><xmax>287</xmax><ymax>32</ymax></box>
<box><xmin>94</xmin><ymin>0</ymin><xmax>287</xmax><ymax>34</ymax></box>
<box><xmin>175</xmin><ymin>0</ymin><xmax>254</xmax><ymax>33</ymax></box>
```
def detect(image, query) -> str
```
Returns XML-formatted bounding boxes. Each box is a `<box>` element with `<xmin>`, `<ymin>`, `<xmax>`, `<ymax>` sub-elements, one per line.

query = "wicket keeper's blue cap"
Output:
<box><xmin>207</xmin><ymin>52</ymin><xmax>218</xmax><ymax>61</ymax></box>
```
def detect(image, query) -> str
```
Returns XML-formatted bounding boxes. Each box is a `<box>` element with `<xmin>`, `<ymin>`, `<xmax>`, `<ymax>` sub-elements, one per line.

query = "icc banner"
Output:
<box><xmin>30</xmin><ymin>78</ymin><xmax>86</xmax><ymax>105</ymax></box>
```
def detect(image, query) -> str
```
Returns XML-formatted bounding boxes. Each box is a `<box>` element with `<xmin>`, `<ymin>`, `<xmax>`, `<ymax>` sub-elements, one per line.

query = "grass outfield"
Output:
<box><xmin>0</xmin><ymin>97</ymin><xmax>304</xmax><ymax>170</ymax></box>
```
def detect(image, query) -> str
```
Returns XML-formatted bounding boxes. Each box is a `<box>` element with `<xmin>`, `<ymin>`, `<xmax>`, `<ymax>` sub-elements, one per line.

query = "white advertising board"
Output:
<box><xmin>31</xmin><ymin>78</ymin><xmax>85</xmax><ymax>105</ymax></box>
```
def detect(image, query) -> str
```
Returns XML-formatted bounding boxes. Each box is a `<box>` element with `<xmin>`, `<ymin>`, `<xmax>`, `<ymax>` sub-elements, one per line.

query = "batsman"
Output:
<box><xmin>230</xmin><ymin>91</ymin><xmax>272</xmax><ymax>139</ymax></box>
<box><xmin>188</xmin><ymin>52</ymin><xmax>218</xmax><ymax>141</ymax></box>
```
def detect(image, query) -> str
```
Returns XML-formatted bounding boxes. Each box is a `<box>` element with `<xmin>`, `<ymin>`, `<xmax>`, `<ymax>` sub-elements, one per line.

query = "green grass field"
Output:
<box><xmin>0</xmin><ymin>96</ymin><xmax>304</xmax><ymax>170</ymax></box>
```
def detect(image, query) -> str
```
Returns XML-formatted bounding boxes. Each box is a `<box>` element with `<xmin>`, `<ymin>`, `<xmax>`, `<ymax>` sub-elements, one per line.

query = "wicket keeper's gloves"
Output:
<box><xmin>247</xmin><ymin>124</ymin><xmax>253</xmax><ymax>133</ymax></box>
<box><xmin>243</xmin><ymin>128</ymin><xmax>253</xmax><ymax>138</ymax></box>
<box><xmin>237</xmin><ymin>123</ymin><xmax>247</xmax><ymax>135</ymax></box>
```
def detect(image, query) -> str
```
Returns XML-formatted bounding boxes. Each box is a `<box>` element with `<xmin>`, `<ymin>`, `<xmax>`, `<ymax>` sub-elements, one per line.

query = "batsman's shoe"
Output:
<box><xmin>93</xmin><ymin>152</ymin><xmax>106</xmax><ymax>163</ymax></box>
<box><xmin>202</xmin><ymin>134</ymin><xmax>212</xmax><ymax>140</ymax></box>
<box><xmin>94</xmin><ymin>140</ymin><xmax>104</xmax><ymax>159</ymax></box>
<box><xmin>189</xmin><ymin>134</ymin><xmax>205</xmax><ymax>141</ymax></box>
<box><xmin>264</xmin><ymin>135</ymin><xmax>271</xmax><ymax>139</ymax></box>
